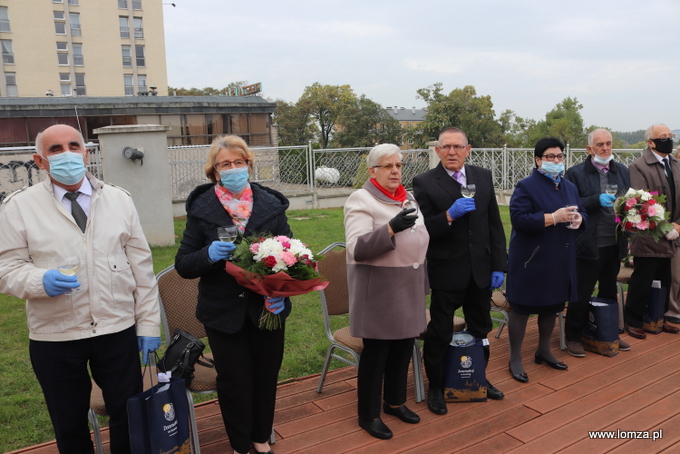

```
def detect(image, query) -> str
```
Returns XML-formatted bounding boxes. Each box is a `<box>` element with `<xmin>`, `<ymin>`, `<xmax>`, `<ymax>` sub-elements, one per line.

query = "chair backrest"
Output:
<box><xmin>157</xmin><ymin>264</ymin><xmax>204</xmax><ymax>344</ymax></box>
<box><xmin>317</xmin><ymin>242</ymin><xmax>349</xmax><ymax>316</ymax></box>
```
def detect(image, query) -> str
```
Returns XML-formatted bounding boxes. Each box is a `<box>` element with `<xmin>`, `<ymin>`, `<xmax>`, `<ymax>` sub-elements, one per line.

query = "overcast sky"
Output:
<box><xmin>163</xmin><ymin>0</ymin><xmax>679</xmax><ymax>133</ymax></box>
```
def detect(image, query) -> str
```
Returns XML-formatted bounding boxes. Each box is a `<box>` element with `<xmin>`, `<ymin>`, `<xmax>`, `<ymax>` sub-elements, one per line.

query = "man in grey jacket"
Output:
<box><xmin>564</xmin><ymin>129</ymin><xmax>631</xmax><ymax>356</ymax></box>
<box><xmin>624</xmin><ymin>124</ymin><xmax>680</xmax><ymax>339</ymax></box>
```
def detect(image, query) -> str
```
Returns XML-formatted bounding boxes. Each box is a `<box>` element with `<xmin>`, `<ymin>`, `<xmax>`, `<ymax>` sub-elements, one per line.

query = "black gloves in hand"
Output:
<box><xmin>389</xmin><ymin>207</ymin><xmax>418</xmax><ymax>233</ymax></box>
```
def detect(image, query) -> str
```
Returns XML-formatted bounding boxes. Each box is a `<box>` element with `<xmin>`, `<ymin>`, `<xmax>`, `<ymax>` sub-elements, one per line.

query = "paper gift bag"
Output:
<box><xmin>442</xmin><ymin>332</ymin><xmax>487</xmax><ymax>402</ymax></box>
<box><xmin>581</xmin><ymin>297</ymin><xmax>619</xmax><ymax>357</ymax></box>
<box><xmin>643</xmin><ymin>280</ymin><xmax>666</xmax><ymax>334</ymax></box>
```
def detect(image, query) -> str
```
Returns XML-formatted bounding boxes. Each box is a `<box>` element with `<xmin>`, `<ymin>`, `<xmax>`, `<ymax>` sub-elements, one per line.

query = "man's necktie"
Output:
<box><xmin>453</xmin><ymin>171</ymin><xmax>463</xmax><ymax>184</ymax></box>
<box><xmin>65</xmin><ymin>192</ymin><xmax>87</xmax><ymax>232</ymax></box>
<box><xmin>664</xmin><ymin>158</ymin><xmax>676</xmax><ymax>209</ymax></box>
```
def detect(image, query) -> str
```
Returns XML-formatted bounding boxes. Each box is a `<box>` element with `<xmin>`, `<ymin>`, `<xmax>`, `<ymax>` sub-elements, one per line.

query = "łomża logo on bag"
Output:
<box><xmin>163</xmin><ymin>403</ymin><xmax>175</xmax><ymax>422</ymax></box>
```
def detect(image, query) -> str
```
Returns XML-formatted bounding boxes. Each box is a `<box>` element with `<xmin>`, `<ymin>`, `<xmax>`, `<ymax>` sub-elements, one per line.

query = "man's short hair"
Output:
<box><xmin>438</xmin><ymin>127</ymin><xmax>468</xmax><ymax>145</ymax></box>
<box><xmin>587</xmin><ymin>128</ymin><xmax>611</xmax><ymax>146</ymax></box>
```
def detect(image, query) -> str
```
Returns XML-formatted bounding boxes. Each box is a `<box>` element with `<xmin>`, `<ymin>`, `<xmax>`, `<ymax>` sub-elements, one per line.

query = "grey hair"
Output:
<box><xmin>35</xmin><ymin>126</ymin><xmax>85</xmax><ymax>156</ymax></box>
<box><xmin>587</xmin><ymin>128</ymin><xmax>612</xmax><ymax>146</ymax></box>
<box><xmin>367</xmin><ymin>144</ymin><xmax>402</xmax><ymax>167</ymax></box>
<box><xmin>645</xmin><ymin>124</ymin><xmax>668</xmax><ymax>141</ymax></box>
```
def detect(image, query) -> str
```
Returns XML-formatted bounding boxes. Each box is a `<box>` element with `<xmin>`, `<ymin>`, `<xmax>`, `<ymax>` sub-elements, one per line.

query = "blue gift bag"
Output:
<box><xmin>581</xmin><ymin>297</ymin><xmax>619</xmax><ymax>357</ymax></box>
<box><xmin>442</xmin><ymin>332</ymin><xmax>487</xmax><ymax>402</ymax></box>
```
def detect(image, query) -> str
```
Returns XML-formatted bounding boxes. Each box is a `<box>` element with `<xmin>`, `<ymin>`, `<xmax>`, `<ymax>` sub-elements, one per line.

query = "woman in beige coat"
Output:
<box><xmin>344</xmin><ymin>144</ymin><xmax>429</xmax><ymax>439</ymax></box>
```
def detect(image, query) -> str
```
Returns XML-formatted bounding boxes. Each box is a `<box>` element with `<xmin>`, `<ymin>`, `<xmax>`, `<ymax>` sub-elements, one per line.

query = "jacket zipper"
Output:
<box><xmin>524</xmin><ymin>246</ymin><xmax>540</xmax><ymax>268</ymax></box>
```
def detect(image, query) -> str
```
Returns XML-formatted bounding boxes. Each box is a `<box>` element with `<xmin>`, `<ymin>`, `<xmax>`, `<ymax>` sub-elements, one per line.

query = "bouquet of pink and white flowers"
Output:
<box><xmin>613</xmin><ymin>188</ymin><xmax>672</xmax><ymax>243</ymax></box>
<box><xmin>225</xmin><ymin>235</ymin><xmax>328</xmax><ymax>329</ymax></box>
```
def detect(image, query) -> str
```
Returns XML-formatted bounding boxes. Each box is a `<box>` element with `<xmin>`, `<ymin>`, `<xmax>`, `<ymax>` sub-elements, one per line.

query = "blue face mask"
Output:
<box><xmin>541</xmin><ymin>161</ymin><xmax>564</xmax><ymax>176</ymax></box>
<box><xmin>47</xmin><ymin>151</ymin><xmax>86</xmax><ymax>186</ymax></box>
<box><xmin>219</xmin><ymin>167</ymin><xmax>249</xmax><ymax>193</ymax></box>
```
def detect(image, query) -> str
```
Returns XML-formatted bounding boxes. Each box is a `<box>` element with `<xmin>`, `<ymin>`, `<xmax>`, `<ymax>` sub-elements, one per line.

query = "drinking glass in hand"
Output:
<box><xmin>461</xmin><ymin>184</ymin><xmax>476</xmax><ymax>198</ymax></box>
<box><xmin>58</xmin><ymin>255</ymin><xmax>83</xmax><ymax>295</ymax></box>
<box><xmin>217</xmin><ymin>226</ymin><xmax>238</xmax><ymax>243</ymax></box>
<box><xmin>402</xmin><ymin>200</ymin><xmax>419</xmax><ymax>233</ymax></box>
<box><xmin>605</xmin><ymin>184</ymin><xmax>618</xmax><ymax>196</ymax></box>
<box><xmin>564</xmin><ymin>205</ymin><xmax>579</xmax><ymax>229</ymax></box>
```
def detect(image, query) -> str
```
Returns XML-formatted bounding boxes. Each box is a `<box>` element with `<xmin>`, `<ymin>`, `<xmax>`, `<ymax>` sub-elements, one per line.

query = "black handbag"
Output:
<box><xmin>159</xmin><ymin>329</ymin><xmax>214</xmax><ymax>387</ymax></box>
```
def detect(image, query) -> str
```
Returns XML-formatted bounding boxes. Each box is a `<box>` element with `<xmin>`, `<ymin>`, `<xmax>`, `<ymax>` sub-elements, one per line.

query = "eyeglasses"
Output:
<box><xmin>542</xmin><ymin>153</ymin><xmax>565</xmax><ymax>162</ymax></box>
<box><xmin>655</xmin><ymin>134</ymin><xmax>676</xmax><ymax>142</ymax></box>
<box><xmin>372</xmin><ymin>163</ymin><xmax>403</xmax><ymax>170</ymax></box>
<box><xmin>439</xmin><ymin>144</ymin><xmax>468</xmax><ymax>152</ymax></box>
<box><xmin>215</xmin><ymin>159</ymin><xmax>249</xmax><ymax>170</ymax></box>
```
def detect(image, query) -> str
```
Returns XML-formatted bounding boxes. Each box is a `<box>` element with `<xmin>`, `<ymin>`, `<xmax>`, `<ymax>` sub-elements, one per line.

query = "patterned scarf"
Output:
<box><xmin>214</xmin><ymin>184</ymin><xmax>253</xmax><ymax>233</ymax></box>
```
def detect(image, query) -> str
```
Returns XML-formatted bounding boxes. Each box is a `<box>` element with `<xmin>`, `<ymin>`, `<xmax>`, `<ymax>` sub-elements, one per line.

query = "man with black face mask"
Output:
<box><xmin>624</xmin><ymin>124</ymin><xmax>680</xmax><ymax>340</ymax></box>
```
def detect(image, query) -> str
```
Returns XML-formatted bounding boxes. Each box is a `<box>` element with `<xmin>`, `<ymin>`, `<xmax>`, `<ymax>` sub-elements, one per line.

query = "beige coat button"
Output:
<box><xmin>413</xmin><ymin>262</ymin><xmax>420</xmax><ymax>269</ymax></box>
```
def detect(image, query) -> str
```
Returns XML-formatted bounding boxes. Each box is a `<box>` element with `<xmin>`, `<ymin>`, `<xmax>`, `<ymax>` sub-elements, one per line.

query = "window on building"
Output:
<box><xmin>5</xmin><ymin>72</ymin><xmax>17</xmax><ymax>97</ymax></box>
<box><xmin>69</xmin><ymin>13</ymin><xmax>81</xmax><ymax>36</ymax></box>
<box><xmin>68</xmin><ymin>0</ymin><xmax>79</xmax><ymax>4</ymax></box>
<box><xmin>0</xmin><ymin>6</ymin><xmax>11</xmax><ymax>32</ymax></box>
<box><xmin>72</xmin><ymin>43</ymin><xmax>83</xmax><ymax>66</ymax></box>
<box><xmin>60</xmin><ymin>83</ymin><xmax>72</xmax><ymax>96</ymax></box>
<box><xmin>54</xmin><ymin>12</ymin><xmax>66</xmax><ymax>34</ymax></box>
<box><xmin>59</xmin><ymin>73</ymin><xmax>71</xmax><ymax>82</ymax></box>
<box><xmin>133</xmin><ymin>17</ymin><xmax>143</xmax><ymax>39</ymax></box>
<box><xmin>119</xmin><ymin>16</ymin><xmax>129</xmax><ymax>38</ymax></box>
<box><xmin>57</xmin><ymin>51</ymin><xmax>68</xmax><ymax>65</ymax></box>
<box><xmin>137</xmin><ymin>74</ymin><xmax>147</xmax><ymax>94</ymax></box>
<box><xmin>124</xmin><ymin>74</ymin><xmax>133</xmax><ymax>95</ymax></box>
<box><xmin>56</xmin><ymin>42</ymin><xmax>68</xmax><ymax>51</ymax></box>
<box><xmin>1</xmin><ymin>40</ymin><xmax>14</xmax><ymax>65</ymax></box>
<box><xmin>118</xmin><ymin>0</ymin><xmax>128</xmax><ymax>8</ymax></box>
<box><xmin>121</xmin><ymin>45</ymin><xmax>131</xmax><ymax>67</ymax></box>
<box><xmin>132</xmin><ymin>0</ymin><xmax>142</xmax><ymax>10</ymax></box>
<box><xmin>135</xmin><ymin>45</ymin><xmax>145</xmax><ymax>67</ymax></box>
<box><xmin>53</xmin><ymin>0</ymin><xmax>63</xmax><ymax>3</ymax></box>
<box><xmin>74</xmin><ymin>73</ymin><xmax>86</xmax><ymax>95</ymax></box>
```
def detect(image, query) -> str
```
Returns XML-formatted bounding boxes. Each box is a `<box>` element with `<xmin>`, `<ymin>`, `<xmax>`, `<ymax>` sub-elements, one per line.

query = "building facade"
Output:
<box><xmin>0</xmin><ymin>0</ymin><xmax>168</xmax><ymax>98</ymax></box>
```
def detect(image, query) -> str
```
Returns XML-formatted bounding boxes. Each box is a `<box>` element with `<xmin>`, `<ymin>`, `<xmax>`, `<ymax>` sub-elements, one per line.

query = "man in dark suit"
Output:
<box><xmin>624</xmin><ymin>124</ymin><xmax>680</xmax><ymax>339</ymax></box>
<box><xmin>413</xmin><ymin>127</ymin><xmax>508</xmax><ymax>415</ymax></box>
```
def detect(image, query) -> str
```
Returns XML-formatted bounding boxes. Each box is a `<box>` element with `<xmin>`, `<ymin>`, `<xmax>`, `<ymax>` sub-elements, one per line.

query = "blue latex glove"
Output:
<box><xmin>447</xmin><ymin>198</ymin><xmax>476</xmax><ymax>220</ymax></box>
<box><xmin>42</xmin><ymin>269</ymin><xmax>80</xmax><ymax>297</ymax></box>
<box><xmin>599</xmin><ymin>193</ymin><xmax>615</xmax><ymax>207</ymax></box>
<box><xmin>208</xmin><ymin>240</ymin><xmax>236</xmax><ymax>262</ymax></box>
<box><xmin>265</xmin><ymin>296</ymin><xmax>285</xmax><ymax>315</ymax></box>
<box><xmin>489</xmin><ymin>271</ymin><xmax>505</xmax><ymax>290</ymax></box>
<box><xmin>137</xmin><ymin>336</ymin><xmax>162</xmax><ymax>365</ymax></box>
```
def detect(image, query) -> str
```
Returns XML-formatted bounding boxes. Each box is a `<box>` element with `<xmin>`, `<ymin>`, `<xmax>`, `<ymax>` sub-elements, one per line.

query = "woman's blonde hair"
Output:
<box><xmin>204</xmin><ymin>135</ymin><xmax>255</xmax><ymax>184</ymax></box>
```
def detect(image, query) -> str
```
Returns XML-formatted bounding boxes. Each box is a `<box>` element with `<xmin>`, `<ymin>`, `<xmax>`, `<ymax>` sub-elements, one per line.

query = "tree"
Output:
<box><xmin>273</xmin><ymin>100</ymin><xmax>317</xmax><ymax>146</ymax></box>
<box><xmin>412</xmin><ymin>84</ymin><xmax>504</xmax><ymax>148</ymax></box>
<box><xmin>499</xmin><ymin>109</ymin><xmax>537</xmax><ymax>148</ymax></box>
<box><xmin>168</xmin><ymin>81</ymin><xmax>249</xmax><ymax>96</ymax></box>
<box><xmin>527</xmin><ymin>97</ymin><xmax>586</xmax><ymax>147</ymax></box>
<box><xmin>297</xmin><ymin>83</ymin><xmax>356</xmax><ymax>148</ymax></box>
<box><xmin>333</xmin><ymin>95</ymin><xmax>402</xmax><ymax>147</ymax></box>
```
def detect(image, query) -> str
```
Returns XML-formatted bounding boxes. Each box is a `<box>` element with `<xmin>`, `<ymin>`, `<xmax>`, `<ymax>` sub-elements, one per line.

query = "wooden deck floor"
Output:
<box><xmin>11</xmin><ymin>319</ymin><xmax>680</xmax><ymax>454</ymax></box>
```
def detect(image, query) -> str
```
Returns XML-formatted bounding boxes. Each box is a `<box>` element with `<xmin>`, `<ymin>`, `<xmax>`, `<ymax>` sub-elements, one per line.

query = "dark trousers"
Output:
<box><xmin>357</xmin><ymin>338</ymin><xmax>414</xmax><ymax>420</ymax></box>
<box><xmin>566</xmin><ymin>245</ymin><xmax>620</xmax><ymax>341</ymax></box>
<box><xmin>205</xmin><ymin>319</ymin><xmax>284</xmax><ymax>454</ymax></box>
<box><xmin>625</xmin><ymin>256</ymin><xmax>672</xmax><ymax>328</ymax></box>
<box><xmin>29</xmin><ymin>326</ymin><xmax>141</xmax><ymax>454</ymax></box>
<box><xmin>424</xmin><ymin>283</ymin><xmax>492</xmax><ymax>389</ymax></box>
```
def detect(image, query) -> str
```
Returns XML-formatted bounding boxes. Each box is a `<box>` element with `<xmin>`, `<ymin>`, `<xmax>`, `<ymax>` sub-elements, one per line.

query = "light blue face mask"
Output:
<box><xmin>47</xmin><ymin>151</ymin><xmax>86</xmax><ymax>186</ymax></box>
<box><xmin>541</xmin><ymin>161</ymin><xmax>564</xmax><ymax>176</ymax></box>
<box><xmin>219</xmin><ymin>167</ymin><xmax>249</xmax><ymax>193</ymax></box>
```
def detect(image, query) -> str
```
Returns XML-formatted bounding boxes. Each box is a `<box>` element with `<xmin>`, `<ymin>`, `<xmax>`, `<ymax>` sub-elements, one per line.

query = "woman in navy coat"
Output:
<box><xmin>506</xmin><ymin>138</ymin><xmax>587</xmax><ymax>383</ymax></box>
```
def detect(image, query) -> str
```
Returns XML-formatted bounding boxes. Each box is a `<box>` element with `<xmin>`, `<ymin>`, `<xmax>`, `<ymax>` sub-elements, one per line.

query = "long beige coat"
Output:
<box><xmin>344</xmin><ymin>181</ymin><xmax>429</xmax><ymax>339</ymax></box>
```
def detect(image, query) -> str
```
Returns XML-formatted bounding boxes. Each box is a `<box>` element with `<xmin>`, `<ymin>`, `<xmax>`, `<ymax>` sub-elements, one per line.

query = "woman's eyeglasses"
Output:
<box><xmin>542</xmin><ymin>153</ymin><xmax>565</xmax><ymax>162</ymax></box>
<box><xmin>215</xmin><ymin>159</ymin><xmax>249</xmax><ymax>170</ymax></box>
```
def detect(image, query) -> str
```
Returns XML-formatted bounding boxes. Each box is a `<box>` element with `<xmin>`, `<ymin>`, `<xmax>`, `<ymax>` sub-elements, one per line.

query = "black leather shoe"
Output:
<box><xmin>358</xmin><ymin>417</ymin><xmax>393</xmax><ymax>439</ymax></box>
<box><xmin>625</xmin><ymin>323</ymin><xmax>647</xmax><ymax>339</ymax></box>
<box><xmin>486</xmin><ymin>381</ymin><xmax>504</xmax><ymax>400</ymax></box>
<box><xmin>427</xmin><ymin>387</ymin><xmax>447</xmax><ymax>415</ymax></box>
<box><xmin>383</xmin><ymin>403</ymin><xmax>420</xmax><ymax>423</ymax></box>
<box><xmin>663</xmin><ymin>323</ymin><xmax>680</xmax><ymax>334</ymax></box>
<box><xmin>534</xmin><ymin>353</ymin><xmax>568</xmax><ymax>370</ymax></box>
<box><xmin>509</xmin><ymin>362</ymin><xmax>528</xmax><ymax>383</ymax></box>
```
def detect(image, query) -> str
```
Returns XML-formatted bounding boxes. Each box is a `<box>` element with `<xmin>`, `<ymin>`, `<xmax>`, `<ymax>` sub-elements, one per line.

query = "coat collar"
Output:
<box><xmin>584</xmin><ymin>155</ymin><xmax>620</xmax><ymax>174</ymax></box>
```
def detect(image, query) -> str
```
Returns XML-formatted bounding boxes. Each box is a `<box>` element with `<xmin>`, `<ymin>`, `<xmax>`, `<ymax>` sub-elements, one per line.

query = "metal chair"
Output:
<box><xmin>490</xmin><ymin>288</ymin><xmax>510</xmax><ymax>338</ymax></box>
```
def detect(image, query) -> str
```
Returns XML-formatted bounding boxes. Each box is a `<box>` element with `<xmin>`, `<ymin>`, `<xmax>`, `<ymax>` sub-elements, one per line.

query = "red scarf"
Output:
<box><xmin>370</xmin><ymin>178</ymin><xmax>407</xmax><ymax>202</ymax></box>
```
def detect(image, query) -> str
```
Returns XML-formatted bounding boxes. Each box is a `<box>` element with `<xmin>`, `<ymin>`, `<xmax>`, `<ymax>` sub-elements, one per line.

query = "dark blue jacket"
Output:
<box><xmin>175</xmin><ymin>183</ymin><xmax>292</xmax><ymax>334</ymax></box>
<box><xmin>506</xmin><ymin>170</ymin><xmax>587</xmax><ymax>307</ymax></box>
<box><xmin>564</xmin><ymin>156</ymin><xmax>630</xmax><ymax>260</ymax></box>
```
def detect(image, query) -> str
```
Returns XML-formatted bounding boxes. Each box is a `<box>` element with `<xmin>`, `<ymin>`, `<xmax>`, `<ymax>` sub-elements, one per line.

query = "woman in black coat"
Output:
<box><xmin>506</xmin><ymin>138</ymin><xmax>587</xmax><ymax>383</ymax></box>
<box><xmin>175</xmin><ymin>135</ymin><xmax>291</xmax><ymax>454</ymax></box>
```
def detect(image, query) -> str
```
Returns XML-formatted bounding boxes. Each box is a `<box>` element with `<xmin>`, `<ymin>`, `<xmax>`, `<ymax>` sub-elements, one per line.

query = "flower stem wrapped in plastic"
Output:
<box><xmin>613</xmin><ymin>188</ymin><xmax>672</xmax><ymax>243</ymax></box>
<box><xmin>225</xmin><ymin>235</ymin><xmax>328</xmax><ymax>330</ymax></box>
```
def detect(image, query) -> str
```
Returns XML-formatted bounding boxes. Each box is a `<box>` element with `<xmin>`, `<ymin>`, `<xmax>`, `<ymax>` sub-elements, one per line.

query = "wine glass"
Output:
<box><xmin>564</xmin><ymin>205</ymin><xmax>579</xmax><ymax>229</ymax></box>
<box><xmin>605</xmin><ymin>184</ymin><xmax>618</xmax><ymax>196</ymax></box>
<box><xmin>402</xmin><ymin>200</ymin><xmax>419</xmax><ymax>233</ymax></box>
<box><xmin>461</xmin><ymin>184</ymin><xmax>476</xmax><ymax>198</ymax></box>
<box><xmin>217</xmin><ymin>226</ymin><xmax>239</xmax><ymax>260</ymax></box>
<box><xmin>58</xmin><ymin>255</ymin><xmax>83</xmax><ymax>295</ymax></box>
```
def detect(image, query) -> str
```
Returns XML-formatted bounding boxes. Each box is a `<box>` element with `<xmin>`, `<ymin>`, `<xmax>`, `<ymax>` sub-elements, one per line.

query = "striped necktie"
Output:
<box><xmin>65</xmin><ymin>192</ymin><xmax>87</xmax><ymax>232</ymax></box>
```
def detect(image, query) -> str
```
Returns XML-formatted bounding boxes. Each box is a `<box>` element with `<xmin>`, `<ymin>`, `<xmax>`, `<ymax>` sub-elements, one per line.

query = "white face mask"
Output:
<box><xmin>593</xmin><ymin>154</ymin><xmax>613</xmax><ymax>166</ymax></box>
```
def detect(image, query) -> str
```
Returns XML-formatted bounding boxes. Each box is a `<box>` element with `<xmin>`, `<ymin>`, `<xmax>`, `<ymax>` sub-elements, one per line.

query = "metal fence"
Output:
<box><xmin>0</xmin><ymin>144</ymin><xmax>644</xmax><ymax>203</ymax></box>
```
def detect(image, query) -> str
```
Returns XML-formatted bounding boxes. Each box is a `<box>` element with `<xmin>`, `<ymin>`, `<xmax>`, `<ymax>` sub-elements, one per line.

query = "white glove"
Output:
<box><xmin>665</xmin><ymin>229</ymin><xmax>679</xmax><ymax>241</ymax></box>
<box><xmin>553</xmin><ymin>206</ymin><xmax>576</xmax><ymax>224</ymax></box>
<box><xmin>569</xmin><ymin>212</ymin><xmax>583</xmax><ymax>229</ymax></box>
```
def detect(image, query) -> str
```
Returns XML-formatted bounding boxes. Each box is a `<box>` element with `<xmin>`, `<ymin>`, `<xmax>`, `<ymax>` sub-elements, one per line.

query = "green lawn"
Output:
<box><xmin>0</xmin><ymin>205</ymin><xmax>510</xmax><ymax>452</ymax></box>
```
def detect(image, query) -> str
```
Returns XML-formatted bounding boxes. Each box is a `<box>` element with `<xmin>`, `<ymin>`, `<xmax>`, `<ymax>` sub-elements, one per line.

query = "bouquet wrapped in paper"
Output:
<box><xmin>613</xmin><ymin>188</ymin><xmax>672</xmax><ymax>243</ymax></box>
<box><xmin>225</xmin><ymin>235</ymin><xmax>328</xmax><ymax>330</ymax></box>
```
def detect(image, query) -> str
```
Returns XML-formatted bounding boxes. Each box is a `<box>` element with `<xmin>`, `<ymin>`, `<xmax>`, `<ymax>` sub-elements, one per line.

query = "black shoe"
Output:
<box><xmin>358</xmin><ymin>417</ymin><xmax>393</xmax><ymax>439</ymax></box>
<box><xmin>534</xmin><ymin>353</ymin><xmax>568</xmax><ymax>370</ymax></box>
<box><xmin>509</xmin><ymin>362</ymin><xmax>528</xmax><ymax>383</ymax></box>
<box><xmin>666</xmin><ymin>316</ymin><xmax>680</xmax><ymax>324</ymax></box>
<box><xmin>486</xmin><ymin>381</ymin><xmax>504</xmax><ymax>400</ymax></box>
<box><xmin>383</xmin><ymin>403</ymin><xmax>420</xmax><ymax>423</ymax></box>
<box><xmin>427</xmin><ymin>387</ymin><xmax>447</xmax><ymax>415</ymax></box>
